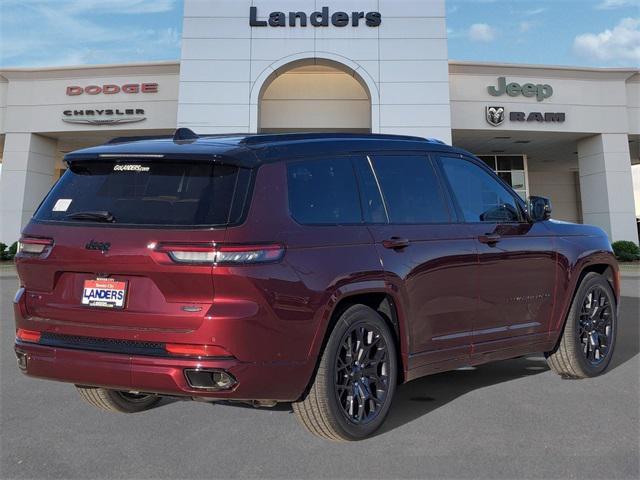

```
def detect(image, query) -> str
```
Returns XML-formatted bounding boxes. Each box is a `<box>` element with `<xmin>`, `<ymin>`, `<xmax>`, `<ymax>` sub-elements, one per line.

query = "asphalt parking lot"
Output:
<box><xmin>1</xmin><ymin>269</ymin><xmax>638</xmax><ymax>480</ymax></box>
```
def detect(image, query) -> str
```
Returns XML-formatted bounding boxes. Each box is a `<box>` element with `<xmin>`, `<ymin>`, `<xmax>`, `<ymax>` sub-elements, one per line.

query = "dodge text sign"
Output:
<box><xmin>66</xmin><ymin>83</ymin><xmax>159</xmax><ymax>96</ymax></box>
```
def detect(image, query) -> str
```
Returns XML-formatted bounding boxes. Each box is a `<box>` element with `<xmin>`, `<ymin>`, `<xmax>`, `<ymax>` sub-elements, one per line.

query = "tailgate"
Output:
<box><xmin>17</xmin><ymin>224</ymin><xmax>224</xmax><ymax>332</ymax></box>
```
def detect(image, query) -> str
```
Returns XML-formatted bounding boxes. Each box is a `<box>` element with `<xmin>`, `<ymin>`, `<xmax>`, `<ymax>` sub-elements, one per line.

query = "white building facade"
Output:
<box><xmin>1</xmin><ymin>0</ymin><xmax>638</xmax><ymax>244</ymax></box>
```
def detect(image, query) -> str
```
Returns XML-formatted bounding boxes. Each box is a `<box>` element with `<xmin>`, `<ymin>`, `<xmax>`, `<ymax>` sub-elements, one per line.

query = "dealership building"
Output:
<box><xmin>0</xmin><ymin>0</ymin><xmax>638</xmax><ymax>244</ymax></box>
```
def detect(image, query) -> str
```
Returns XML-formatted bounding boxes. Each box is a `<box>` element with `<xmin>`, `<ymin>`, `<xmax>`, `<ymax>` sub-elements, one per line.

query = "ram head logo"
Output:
<box><xmin>486</xmin><ymin>106</ymin><xmax>505</xmax><ymax>127</ymax></box>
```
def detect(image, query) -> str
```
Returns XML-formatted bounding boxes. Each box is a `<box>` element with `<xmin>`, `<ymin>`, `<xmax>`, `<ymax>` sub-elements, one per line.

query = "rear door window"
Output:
<box><xmin>369</xmin><ymin>155</ymin><xmax>450</xmax><ymax>224</ymax></box>
<box><xmin>287</xmin><ymin>158</ymin><xmax>362</xmax><ymax>225</ymax></box>
<box><xmin>34</xmin><ymin>161</ymin><xmax>251</xmax><ymax>227</ymax></box>
<box><xmin>353</xmin><ymin>156</ymin><xmax>388</xmax><ymax>224</ymax></box>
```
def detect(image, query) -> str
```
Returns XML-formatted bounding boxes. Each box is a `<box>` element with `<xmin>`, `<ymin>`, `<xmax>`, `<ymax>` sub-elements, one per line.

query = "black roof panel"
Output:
<box><xmin>64</xmin><ymin>132</ymin><xmax>463</xmax><ymax>167</ymax></box>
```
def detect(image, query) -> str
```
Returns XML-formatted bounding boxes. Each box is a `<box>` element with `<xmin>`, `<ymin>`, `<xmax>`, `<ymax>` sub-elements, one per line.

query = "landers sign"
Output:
<box><xmin>250</xmin><ymin>6</ymin><xmax>382</xmax><ymax>27</ymax></box>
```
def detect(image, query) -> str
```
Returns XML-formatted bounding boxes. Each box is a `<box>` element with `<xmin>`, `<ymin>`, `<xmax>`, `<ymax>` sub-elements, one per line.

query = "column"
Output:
<box><xmin>0</xmin><ymin>133</ymin><xmax>56</xmax><ymax>244</ymax></box>
<box><xmin>577</xmin><ymin>133</ymin><xmax>638</xmax><ymax>243</ymax></box>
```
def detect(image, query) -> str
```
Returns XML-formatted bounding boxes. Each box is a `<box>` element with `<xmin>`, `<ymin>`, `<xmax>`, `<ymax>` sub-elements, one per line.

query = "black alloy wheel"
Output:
<box><xmin>546</xmin><ymin>272</ymin><xmax>617</xmax><ymax>379</ymax></box>
<box><xmin>578</xmin><ymin>286</ymin><xmax>614</xmax><ymax>365</ymax></box>
<box><xmin>293</xmin><ymin>304</ymin><xmax>397</xmax><ymax>441</ymax></box>
<box><xmin>334</xmin><ymin>323</ymin><xmax>390</xmax><ymax>425</ymax></box>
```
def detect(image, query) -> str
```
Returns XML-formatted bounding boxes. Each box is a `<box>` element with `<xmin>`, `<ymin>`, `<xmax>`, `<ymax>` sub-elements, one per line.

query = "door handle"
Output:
<box><xmin>382</xmin><ymin>237</ymin><xmax>411</xmax><ymax>250</ymax></box>
<box><xmin>478</xmin><ymin>234</ymin><xmax>501</xmax><ymax>246</ymax></box>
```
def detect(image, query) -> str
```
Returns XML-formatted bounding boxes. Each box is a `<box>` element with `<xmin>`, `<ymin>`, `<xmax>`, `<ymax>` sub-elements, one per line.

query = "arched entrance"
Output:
<box><xmin>258</xmin><ymin>59</ymin><xmax>372</xmax><ymax>133</ymax></box>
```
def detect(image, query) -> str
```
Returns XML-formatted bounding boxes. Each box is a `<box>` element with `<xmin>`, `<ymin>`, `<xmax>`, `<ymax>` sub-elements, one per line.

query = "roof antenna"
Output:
<box><xmin>173</xmin><ymin>128</ymin><xmax>199</xmax><ymax>142</ymax></box>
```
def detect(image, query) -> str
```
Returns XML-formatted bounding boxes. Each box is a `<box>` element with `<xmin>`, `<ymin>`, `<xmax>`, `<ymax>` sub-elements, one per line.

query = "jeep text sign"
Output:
<box><xmin>488</xmin><ymin>77</ymin><xmax>553</xmax><ymax>102</ymax></box>
<box><xmin>249</xmin><ymin>6</ymin><xmax>382</xmax><ymax>27</ymax></box>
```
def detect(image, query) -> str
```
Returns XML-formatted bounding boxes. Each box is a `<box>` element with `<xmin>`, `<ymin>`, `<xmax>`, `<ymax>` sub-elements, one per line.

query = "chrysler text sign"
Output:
<box><xmin>62</xmin><ymin>108</ymin><xmax>146</xmax><ymax>125</ymax></box>
<box><xmin>249</xmin><ymin>6</ymin><xmax>382</xmax><ymax>27</ymax></box>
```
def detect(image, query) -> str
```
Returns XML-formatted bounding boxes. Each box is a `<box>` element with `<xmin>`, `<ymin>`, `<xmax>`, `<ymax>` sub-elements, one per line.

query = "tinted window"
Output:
<box><xmin>440</xmin><ymin>157</ymin><xmax>522</xmax><ymax>223</ymax></box>
<box><xmin>34</xmin><ymin>162</ymin><xmax>249</xmax><ymax>226</ymax></box>
<box><xmin>353</xmin><ymin>157</ymin><xmax>387</xmax><ymax>224</ymax></box>
<box><xmin>370</xmin><ymin>155</ymin><xmax>450</xmax><ymax>224</ymax></box>
<box><xmin>288</xmin><ymin>158</ymin><xmax>362</xmax><ymax>225</ymax></box>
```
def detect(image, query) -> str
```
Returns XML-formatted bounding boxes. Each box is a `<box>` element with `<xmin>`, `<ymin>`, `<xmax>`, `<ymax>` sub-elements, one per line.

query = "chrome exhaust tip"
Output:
<box><xmin>184</xmin><ymin>369</ymin><xmax>236</xmax><ymax>391</ymax></box>
<box><xmin>16</xmin><ymin>351</ymin><xmax>28</xmax><ymax>371</ymax></box>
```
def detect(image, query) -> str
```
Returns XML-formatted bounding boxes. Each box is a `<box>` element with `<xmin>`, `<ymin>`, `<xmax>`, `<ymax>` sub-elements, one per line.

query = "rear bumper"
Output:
<box><xmin>14</xmin><ymin>342</ymin><xmax>311</xmax><ymax>402</ymax></box>
<box><xmin>13</xmin><ymin>283</ymin><xmax>319</xmax><ymax>402</ymax></box>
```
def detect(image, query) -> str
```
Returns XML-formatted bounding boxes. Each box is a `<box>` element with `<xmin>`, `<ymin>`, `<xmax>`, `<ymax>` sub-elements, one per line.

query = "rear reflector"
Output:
<box><xmin>156</xmin><ymin>242</ymin><xmax>284</xmax><ymax>266</ymax></box>
<box><xmin>165</xmin><ymin>343</ymin><xmax>232</xmax><ymax>358</ymax></box>
<box><xmin>16</xmin><ymin>328</ymin><xmax>41</xmax><ymax>343</ymax></box>
<box><xmin>18</xmin><ymin>237</ymin><xmax>53</xmax><ymax>255</ymax></box>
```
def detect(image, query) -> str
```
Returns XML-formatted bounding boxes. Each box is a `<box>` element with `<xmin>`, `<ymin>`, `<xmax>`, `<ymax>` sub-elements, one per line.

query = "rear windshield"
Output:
<box><xmin>34</xmin><ymin>161</ymin><xmax>251</xmax><ymax>227</ymax></box>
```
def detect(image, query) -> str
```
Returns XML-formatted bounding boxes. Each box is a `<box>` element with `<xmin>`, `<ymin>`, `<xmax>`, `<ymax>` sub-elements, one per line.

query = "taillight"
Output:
<box><xmin>165</xmin><ymin>343</ymin><xmax>232</xmax><ymax>358</ymax></box>
<box><xmin>18</xmin><ymin>237</ymin><xmax>53</xmax><ymax>256</ymax></box>
<box><xmin>216</xmin><ymin>244</ymin><xmax>284</xmax><ymax>264</ymax></box>
<box><xmin>16</xmin><ymin>328</ymin><xmax>41</xmax><ymax>343</ymax></box>
<box><xmin>156</xmin><ymin>243</ymin><xmax>284</xmax><ymax>266</ymax></box>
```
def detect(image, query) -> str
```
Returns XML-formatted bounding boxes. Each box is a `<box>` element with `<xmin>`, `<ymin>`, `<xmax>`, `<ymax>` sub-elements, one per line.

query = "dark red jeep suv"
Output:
<box><xmin>14</xmin><ymin>130</ymin><xmax>619</xmax><ymax>441</ymax></box>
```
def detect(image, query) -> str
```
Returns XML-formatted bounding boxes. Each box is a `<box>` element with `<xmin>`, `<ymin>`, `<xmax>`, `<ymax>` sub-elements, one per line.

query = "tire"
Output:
<box><xmin>546</xmin><ymin>272</ymin><xmax>617</xmax><ymax>379</ymax></box>
<box><xmin>75</xmin><ymin>386</ymin><xmax>160</xmax><ymax>413</ymax></box>
<box><xmin>293</xmin><ymin>305</ymin><xmax>398</xmax><ymax>441</ymax></box>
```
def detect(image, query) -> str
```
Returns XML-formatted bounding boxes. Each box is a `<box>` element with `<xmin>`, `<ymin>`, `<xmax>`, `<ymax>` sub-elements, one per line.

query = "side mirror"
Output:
<box><xmin>528</xmin><ymin>196</ymin><xmax>552</xmax><ymax>222</ymax></box>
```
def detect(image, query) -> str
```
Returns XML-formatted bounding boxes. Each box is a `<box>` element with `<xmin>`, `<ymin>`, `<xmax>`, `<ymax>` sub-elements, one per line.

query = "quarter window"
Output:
<box><xmin>287</xmin><ymin>158</ymin><xmax>362</xmax><ymax>225</ymax></box>
<box><xmin>440</xmin><ymin>156</ymin><xmax>522</xmax><ymax>223</ymax></box>
<box><xmin>370</xmin><ymin>155</ymin><xmax>450</xmax><ymax>224</ymax></box>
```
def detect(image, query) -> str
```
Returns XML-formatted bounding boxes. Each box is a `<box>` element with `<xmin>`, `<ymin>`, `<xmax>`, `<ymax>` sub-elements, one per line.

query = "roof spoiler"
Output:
<box><xmin>106</xmin><ymin>135</ymin><xmax>171</xmax><ymax>145</ymax></box>
<box><xmin>105</xmin><ymin>128</ymin><xmax>200</xmax><ymax>145</ymax></box>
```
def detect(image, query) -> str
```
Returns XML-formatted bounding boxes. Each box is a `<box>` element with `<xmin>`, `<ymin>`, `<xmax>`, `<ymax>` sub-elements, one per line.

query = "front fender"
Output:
<box><xmin>551</xmin><ymin>236</ymin><xmax>618</xmax><ymax>336</ymax></box>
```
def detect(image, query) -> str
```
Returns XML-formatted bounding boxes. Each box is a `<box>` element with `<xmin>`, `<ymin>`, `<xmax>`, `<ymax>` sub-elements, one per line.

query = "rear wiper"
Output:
<box><xmin>65</xmin><ymin>211</ymin><xmax>116</xmax><ymax>223</ymax></box>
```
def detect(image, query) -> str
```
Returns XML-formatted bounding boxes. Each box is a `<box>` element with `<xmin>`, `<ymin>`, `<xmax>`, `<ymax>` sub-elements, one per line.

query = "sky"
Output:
<box><xmin>447</xmin><ymin>0</ymin><xmax>640</xmax><ymax>67</ymax></box>
<box><xmin>0</xmin><ymin>0</ymin><xmax>639</xmax><ymax>214</ymax></box>
<box><xmin>0</xmin><ymin>0</ymin><xmax>638</xmax><ymax>68</ymax></box>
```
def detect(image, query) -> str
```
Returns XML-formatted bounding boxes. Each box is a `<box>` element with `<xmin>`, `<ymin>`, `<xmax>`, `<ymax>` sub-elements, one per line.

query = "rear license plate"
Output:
<box><xmin>82</xmin><ymin>278</ymin><xmax>127</xmax><ymax>309</ymax></box>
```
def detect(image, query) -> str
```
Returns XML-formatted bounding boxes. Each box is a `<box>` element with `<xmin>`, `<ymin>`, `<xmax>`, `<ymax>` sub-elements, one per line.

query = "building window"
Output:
<box><xmin>477</xmin><ymin>155</ymin><xmax>528</xmax><ymax>200</ymax></box>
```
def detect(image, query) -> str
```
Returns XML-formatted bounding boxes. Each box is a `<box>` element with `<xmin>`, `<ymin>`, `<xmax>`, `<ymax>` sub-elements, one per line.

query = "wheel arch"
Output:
<box><xmin>578</xmin><ymin>263</ymin><xmax>617</xmax><ymax>298</ymax></box>
<box><xmin>550</xmin><ymin>257</ymin><xmax>618</xmax><ymax>351</ymax></box>
<box><xmin>302</xmin><ymin>287</ymin><xmax>408</xmax><ymax>400</ymax></box>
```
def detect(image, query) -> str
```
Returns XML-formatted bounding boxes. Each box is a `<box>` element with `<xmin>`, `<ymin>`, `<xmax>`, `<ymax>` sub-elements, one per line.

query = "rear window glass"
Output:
<box><xmin>34</xmin><ymin>161</ymin><xmax>251</xmax><ymax>227</ymax></box>
<box><xmin>287</xmin><ymin>158</ymin><xmax>362</xmax><ymax>225</ymax></box>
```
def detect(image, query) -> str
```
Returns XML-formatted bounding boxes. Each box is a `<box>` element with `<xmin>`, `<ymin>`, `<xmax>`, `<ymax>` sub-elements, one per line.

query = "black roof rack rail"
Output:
<box><xmin>238</xmin><ymin>132</ymin><xmax>433</xmax><ymax>146</ymax></box>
